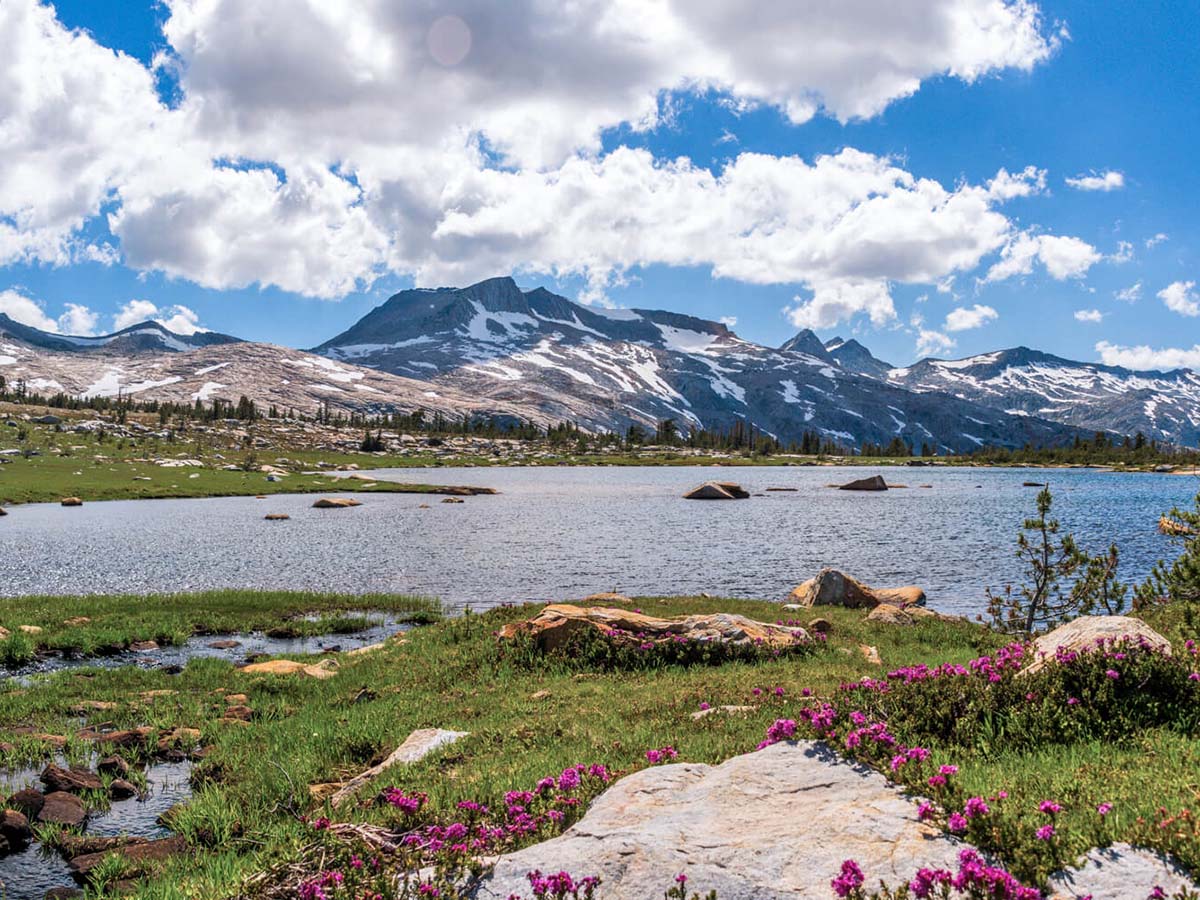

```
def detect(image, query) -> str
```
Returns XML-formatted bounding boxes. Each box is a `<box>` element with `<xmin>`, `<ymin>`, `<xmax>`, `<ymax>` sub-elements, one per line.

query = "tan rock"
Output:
<box><xmin>786</xmin><ymin>569</ymin><xmax>925</xmax><ymax>609</ymax></box>
<box><xmin>62</xmin><ymin>616</ymin><xmax>91</xmax><ymax>626</ymax></box>
<box><xmin>498</xmin><ymin>604</ymin><xmax>808</xmax><ymax>654</ymax></box>
<box><xmin>859</xmin><ymin>644</ymin><xmax>882</xmax><ymax>665</ymax></box>
<box><xmin>312</xmin><ymin>497</ymin><xmax>361</xmax><ymax>509</ymax></box>
<box><xmin>441</xmin><ymin>497</ymin><xmax>465</xmax><ymax>503</ymax></box>
<box><xmin>17</xmin><ymin>624</ymin><xmax>42</xmax><ymax>635</ymax></box>
<box><xmin>240</xmin><ymin>657</ymin><xmax>340</xmax><ymax>679</ymax></box>
<box><xmin>60</xmin><ymin>497</ymin><xmax>83</xmax><ymax>506</ymax></box>
<box><xmin>264</xmin><ymin>513</ymin><xmax>290</xmax><ymax>521</ymax></box>
<box><xmin>1023</xmin><ymin>615</ymin><xmax>1171</xmax><ymax>676</ymax></box>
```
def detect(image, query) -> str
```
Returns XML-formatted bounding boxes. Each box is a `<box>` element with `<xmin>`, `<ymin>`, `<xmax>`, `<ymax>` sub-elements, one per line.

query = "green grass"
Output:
<box><xmin>0</xmin><ymin>589</ymin><xmax>442</xmax><ymax>659</ymax></box>
<box><xmin>0</xmin><ymin>595</ymin><xmax>1194</xmax><ymax>898</ymax></box>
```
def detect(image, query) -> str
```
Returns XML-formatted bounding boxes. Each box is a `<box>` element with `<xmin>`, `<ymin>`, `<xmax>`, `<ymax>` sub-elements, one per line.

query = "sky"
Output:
<box><xmin>1</xmin><ymin>0</ymin><xmax>1198</xmax><ymax>369</ymax></box>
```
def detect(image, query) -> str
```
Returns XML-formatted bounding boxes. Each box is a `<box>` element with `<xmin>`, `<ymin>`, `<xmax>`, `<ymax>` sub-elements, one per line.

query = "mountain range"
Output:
<box><xmin>3</xmin><ymin>276</ymin><xmax>1198</xmax><ymax>450</ymax></box>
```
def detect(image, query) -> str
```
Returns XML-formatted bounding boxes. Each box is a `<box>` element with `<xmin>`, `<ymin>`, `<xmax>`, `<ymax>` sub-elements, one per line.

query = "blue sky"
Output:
<box><xmin>2</xmin><ymin>0</ymin><xmax>1198</xmax><ymax>368</ymax></box>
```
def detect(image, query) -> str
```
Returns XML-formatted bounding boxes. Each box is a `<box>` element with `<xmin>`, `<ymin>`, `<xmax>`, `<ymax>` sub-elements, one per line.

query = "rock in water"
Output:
<box><xmin>473</xmin><ymin>741</ymin><xmax>966</xmax><ymax>900</ymax></box>
<box><xmin>683</xmin><ymin>481</ymin><xmax>749</xmax><ymax>500</ymax></box>
<box><xmin>787</xmin><ymin>569</ymin><xmax>925</xmax><ymax>609</ymax></box>
<box><xmin>498</xmin><ymin>604</ymin><xmax>808</xmax><ymax>653</ymax></box>
<box><xmin>838</xmin><ymin>475</ymin><xmax>888</xmax><ymax>491</ymax></box>
<box><xmin>1023</xmin><ymin>615</ymin><xmax>1171</xmax><ymax>675</ymax></box>
<box><xmin>60</xmin><ymin>497</ymin><xmax>83</xmax><ymax>506</ymax></box>
<box><xmin>312</xmin><ymin>497</ymin><xmax>361</xmax><ymax>508</ymax></box>
<box><xmin>38</xmin><ymin>792</ymin><xmax>86</xmax><ymax>827</ymax></box>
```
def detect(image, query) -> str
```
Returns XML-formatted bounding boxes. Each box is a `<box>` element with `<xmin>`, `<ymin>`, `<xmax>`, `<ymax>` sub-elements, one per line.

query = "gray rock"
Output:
<box><xmin>1046</xmin><ymin>843</ymin><xmax>1197</xmax><ymax>899</ymax></box>
<box><xmin>1024</xmin><ymin>615</ymin><xmax>1171</xmax><ymax>675</ymax></box>
<box><xmin>329</xmin><ymin>728</ymin><xmax>469</xmax><ymax>809</ymax></box>
<box><xmin>473</xmin><ymin>741</ymin><xmax>967</xmax><ymax>900</ymax></box>
<box><xmin>838</xmin><ymin>475</ymin><xmax>888</xmax><ymax>491</ymax></box>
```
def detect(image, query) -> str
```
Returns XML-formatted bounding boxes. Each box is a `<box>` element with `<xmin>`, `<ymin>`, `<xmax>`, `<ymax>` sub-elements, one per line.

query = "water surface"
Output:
<box><xmin>1</xmin><ymin>466</ymin><xmax>1195</xmax><ymax>617</ymax></box>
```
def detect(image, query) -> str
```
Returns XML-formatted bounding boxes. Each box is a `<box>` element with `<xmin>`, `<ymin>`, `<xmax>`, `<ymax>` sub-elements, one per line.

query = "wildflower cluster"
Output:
<box><xmin>834</xmin><ymin>850</ymin><xmax>1041</xmax><ymax>899</ymax></box>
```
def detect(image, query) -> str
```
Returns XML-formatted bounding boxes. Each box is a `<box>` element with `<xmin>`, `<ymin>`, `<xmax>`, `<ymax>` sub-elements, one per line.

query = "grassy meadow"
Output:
<box><xmin>0</xmin><ymin>593</ymin><xmax>1195</xmax><ymax>897</ymax></box>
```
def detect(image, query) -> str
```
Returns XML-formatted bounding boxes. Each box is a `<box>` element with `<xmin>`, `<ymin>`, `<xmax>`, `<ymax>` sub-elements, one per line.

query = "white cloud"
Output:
<box><xmin>917</xmin><ymin>328</ymin><xmax>956</xmax><ymax>357</ymax></box>
<box><xmin>718</xmin><ymin>315</ymin><xmax>737</xmax><ymax>328</ymax></box>
<box><xmin>58</xmin><ymin>303</ymin><xmax>99</xmax><ymax>335</ymax></box>
<box><xmin>1073</xmin><ymin>308</ymin><xmax>1103</xmax><ymax>323</ymax></box>
<box><xmin>1096</xmin><ymin>341</ymin><xmax>1200</xmax><ymax>372</ymax></box>
<box><xmin>984</xmin><ymin>232</ymin><xmax>1101</xmax><ymax>282</ymax></box>
<box><xmin>0</xmin><ymin>289</ymin><xmax>60</xmax><ymax>331</ymax></box>
<box><xmin>944</xmin><ymin>303</ymin><xmax>998</xmax><ymax>331</ymax></box>
<box><xmin>113</xmin><ymin>299</ymin><xmax>206</xmax><ymax>334</ymax></box>
<box><xmin>1110</xmin><ymin>240</ymin><xmax>1133</xmax><ymax>264</ymax></box>
<box><xmin>1157</xmin><ymin>281</ymin><xmax>1200</xmax><ymax>317</ymax></box>
<box><xmin>1065</xmin><ymin>170</ymin><xmax>1124</xmax><ymax>192</ymax></box>
<box><xmin>0</xmin><ymin>290</ymin><xmax>98</xmax><ymax>334</ymax></box>
<box><xmin>0</xmin><ymin>0</ymin><xmax>1073</xmax><ymax>310</ymax></box>
<box><xmin>986</xmin><ymin>166</ymin><xmax>1046</xmax><ymax>201</ymax></box>
<box><xmin>1145</xmin><ymin>232</ymin><xmax>1169</xmax><ymax>248</ymax></box>
<box><xmin>1114</xmin><ymin>281</ymin><xmax>1141</xmax><ymax>302</ymax></box>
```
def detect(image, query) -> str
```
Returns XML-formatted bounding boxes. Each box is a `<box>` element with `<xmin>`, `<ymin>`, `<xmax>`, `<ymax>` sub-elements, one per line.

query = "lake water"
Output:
<box><xmin>1</xmin><ymin>466</ymin><xmax>1196</xmax><ymax>617</ymax></box>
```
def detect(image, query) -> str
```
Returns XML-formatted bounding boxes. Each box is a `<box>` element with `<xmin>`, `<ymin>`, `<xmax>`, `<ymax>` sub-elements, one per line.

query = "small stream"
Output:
<box><xmin>0</xmin><ymin>760</ymin><xmax>193</xmax><ymax>899</ymax></box>
<box><xmin>6</xmin><ymin>613</ymin><xmax>415</xmax><ymax>682</ymax></box>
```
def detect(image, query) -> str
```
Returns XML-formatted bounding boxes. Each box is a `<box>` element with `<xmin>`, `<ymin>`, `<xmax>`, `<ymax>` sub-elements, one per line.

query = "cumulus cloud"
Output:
<box><xmin>917</xmin><ymin>328</ymin><xmax>956</xmax><ymax>357</ymax></box>
<box><xmin>0</xmin><ymin>290</ymin><xmax>100</xmax><ymax>334</ymax></box>
<box><xmin>1114</xmin><ymin>281</ymin><xmax>1142</xmax><ymax>302</ymax></box>
<box><xmin>1065</xmin><ymin>170</ymin><xmax>1124</xmax><ymax>192</ymax></box>
<box><xmin>1157</xmin><ymin>281</ymin><xmax>1200</xmax><ymax>317</ymax></box>
<box><xmin>983</xmin><ymin>232</ymin><xmax>1101</xmax><ymax>282</ymax></box>
<box><xmin>1073</xmin><ymin>308</ymin><xmax>1103</xmax><ymax>323</ymax></box>
<box><xmin>1095</xmin><ymin>341</ymin><xmax>1200</xmax><ymax>372</ymax></box>
<box><xmin>1145</xmin><ymin>232</ymin><xmax>1169</xmax><ymax>248</ymax></box>
<box><xmin>0</xmin><ymin>0</ymin><xmax>1079</xmax><ymax>322</ymax></box>
<box><xmin>58</xmin><ymin>303</ymin><xmax>99</xmax><ymax>335</ymax></box>
<box><xmin>1110</xmin><ymin>240</ymin><xmax>1133</xmax><ymax>264</ymax></box>
<box><xmin>113</xmin><ymin>299</ymin><xmax>206</xmax><ymax>334</ymax></box>
<box><xmin>944</xmin><ymin>303</ymin><xmax>998</xmax><ymax>331</ymax></box>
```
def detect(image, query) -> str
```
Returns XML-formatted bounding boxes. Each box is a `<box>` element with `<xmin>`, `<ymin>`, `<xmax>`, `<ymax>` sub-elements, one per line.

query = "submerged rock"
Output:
<box><xmin>497</xmin><ymin>604</ymin><xmax>808</xmax><ymax>654</ymax></box>
<box><xmin>1023</xmin><ymin>615</ymin><xmax>1172</xmax><ymax>676</ymax></box>
<box><xmin>473</xmin><ymin>741</ymin><xmax>966</xmax><ymax>900</ymax></box>
<box><xmin>683</xmin><ymin>481</ymin><xmax>750</xmax><ymax>500</ymax></box>
<box><xmin>787</xmin><ymin>569</ymin><xmax>925</xmax><ymax>609</ymax></box>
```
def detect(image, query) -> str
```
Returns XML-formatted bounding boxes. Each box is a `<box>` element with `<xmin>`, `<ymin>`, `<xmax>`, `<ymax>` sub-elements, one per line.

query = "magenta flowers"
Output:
<box><xmin>644</xmin><ymin>746</ymin><xmax>679</xmax><ymax>764</ymax></box>
<box><xmin>831</xmin><ymin>859</ymin><xmax>865</xmax><ymax>898</ymax></box>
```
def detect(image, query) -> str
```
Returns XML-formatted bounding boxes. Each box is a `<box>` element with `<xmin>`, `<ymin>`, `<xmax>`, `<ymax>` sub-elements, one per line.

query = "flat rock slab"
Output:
<box><xmin>474</xmin><ymin>741</ymin><xmax>966</xmax><ymax>900</ymax></box>
<box><xmin>1024</xmin><ymin>616</ymin><xmax>1171</xmax><ymax>675</ymax></box>
<box><xmin>69</xmin><ymin>835</ymin><xmax>188</xmax><ymax>878</ymax></box>
<box><xmin>1046</xmin><ymin>843</ymin><xmax>1197</xmax><ymax>899</ymax></box>
<box><xmin>240</xmin><ymin>658</ymin><xmax>339</xmax><ymax>679</ymax></box>
<box><xmin>499</xmin><ymin>604</ymin><xmax>808</xmax><ymax>653</ymax></box>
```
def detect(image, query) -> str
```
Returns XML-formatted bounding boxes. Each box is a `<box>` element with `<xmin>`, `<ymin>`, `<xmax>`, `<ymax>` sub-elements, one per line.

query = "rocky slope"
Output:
<box><xmin>0</xmin><ymin>326</ymin><xmax>544</xmax><ymax>426</ymax></box>
<box><xmin>882</xmin><ymin>347</ymin><xmax>1200</xmax><ymax>447</ymax></box>
<box><xmin>314</xmin><ymin>277</ymin><xmax>1084</xmax><ymax>452</ymax></box>
<box><xmin>0</xmin><ymin>313</ymin><xmax>239</xmax><ymax>354</ymax></box>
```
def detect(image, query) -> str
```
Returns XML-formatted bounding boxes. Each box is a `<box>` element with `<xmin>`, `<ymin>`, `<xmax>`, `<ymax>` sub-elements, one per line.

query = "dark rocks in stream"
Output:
<box><xmin>38</xmin><ymin>792</ymin><xmax>86</xmax><ymax>827</ymax></box>
<box><xmin>69</xmin><ymin>835</ymin><xmax>188</xmax><ymax>881</ymax></box>
<box><xmin>0</xmin><ymin>809</ymin><xmax>31</xmax><ymax>850</ymax></box>
<box><xmin>41</xmin><ymin>764</ymin><xmax>102</xmax><ymax>794</ymax></box>
<box><xmin>9</xmin><ymin>788</ymin><xmax>44</xmax><ymax>819</ymax></box>
<box><xmin>96</xmin><ymin>755</ymin><xmax>130</xmax><ymax>778</ymax></box>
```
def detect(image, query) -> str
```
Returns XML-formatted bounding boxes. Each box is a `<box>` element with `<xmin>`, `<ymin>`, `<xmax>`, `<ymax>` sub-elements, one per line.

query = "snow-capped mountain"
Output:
<box><xmin>885</xmin><ymin>347</ymin><xmax>1200</xmax><ymax>447</ymax></box>
<box><xmin>0</xmin><ymin>319</ymin><xmax>547</xmax><ymax>426</ymax></box>
<box><xmin>314</xmin><ymin>277</ymin><xmax>1085</xmax><ymax>451</ymax></box>
<box><xmin>824</xmin><ymin>336</ymin><xmax>895</xmax><ymax>380</ymax></box>
<box><xmin>0</xmin><ymin>313</ymin><xmax>240</xmax><ymax>354</ymax></box>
